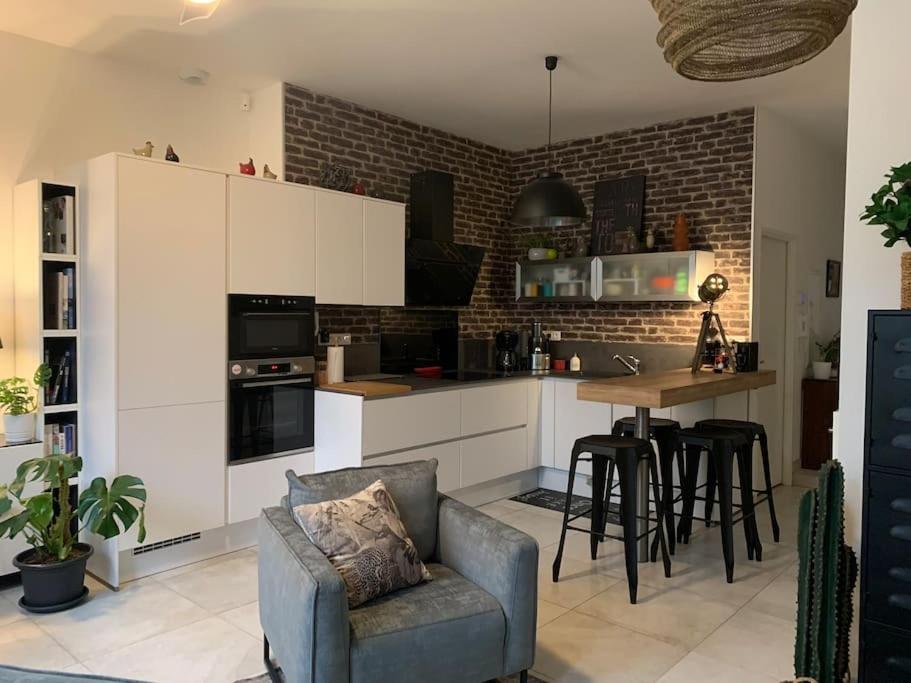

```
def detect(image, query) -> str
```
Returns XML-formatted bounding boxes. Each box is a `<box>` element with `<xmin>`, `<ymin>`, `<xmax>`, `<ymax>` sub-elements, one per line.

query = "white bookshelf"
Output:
<box><xmin>13</xmin><ymin>180</ymin><xmax>81</xmax><ymax>464</ymax></box>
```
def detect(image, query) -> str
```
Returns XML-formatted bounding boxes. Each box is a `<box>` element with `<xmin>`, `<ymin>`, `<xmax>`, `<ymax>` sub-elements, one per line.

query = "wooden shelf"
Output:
<box><xmin>41</xmin><ymin>253</ymin><xmax>78</xmax><ymax>262</ymax></box>
<box><xmin>43</xmin><ymin>329</ymin><xmax>78</xmax><ymax>337</ymax></box>
<box><xmin>44</xmin><ymin>403</ymin><xmax>79</xmax><ymax>414</ymax></box>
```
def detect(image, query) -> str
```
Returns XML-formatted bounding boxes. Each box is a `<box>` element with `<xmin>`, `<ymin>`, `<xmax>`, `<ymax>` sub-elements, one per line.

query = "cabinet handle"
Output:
<box><xmin>887</xmin><ymin>594</ymin><xmax>911</xmax><ymax>611</ymax></box>
<box><xmin>892</xmin><ymin>499</ymin><xmax>911</xmax><ymax>515</ymax></box>
<box><xmin>895</xmin><ymin>365</ymin><xmax>911</xmax><ymax>380</ymax></box>
<box><xmin>896</xmin><ymin>337</ymin><xmax>911</xmax><ymax>353</ymax></box>
<box><xmin>889</xmin><ymin>567</ymin><xmax>911</xmax><ymax>583</ymax></box>
<box><xmin>893</xmin><ymin>407</ymin><xmax>911</xmax><ymax>422</ymax></box>
<box><xmin>887</xmin><ymin>656</ymin><xmax>911</xmax><ymax>674</ymax></box>
<box><xmin>890</xmin><ymin>526</ymin><xmax>911</xmax><ymax>542</ymax></box>
<box><xmin>890</xmin><ymin>435</ymin><xmax>911</xmax><ymax>450</ymax></box>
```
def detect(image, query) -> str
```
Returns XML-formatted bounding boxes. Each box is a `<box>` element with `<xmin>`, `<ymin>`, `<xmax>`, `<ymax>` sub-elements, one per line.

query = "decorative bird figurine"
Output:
<box><xmin>239</xmin><ymin>158</ymin><xmax>255</xmax><ymax>175</ymax></box>
<box><xmin>165</xmin><ymin>145</ymin><xmax>180</xmax><ymax>163</ymax></box>
<box><xmin>133</xmin><ymin>141</ymin><xmax>154</xmax><ymax>157</ymax></box>
<box><xmin>262</xmin><ymin>164</ymin><xmax>277</xmax><ymax>180</ymax></box>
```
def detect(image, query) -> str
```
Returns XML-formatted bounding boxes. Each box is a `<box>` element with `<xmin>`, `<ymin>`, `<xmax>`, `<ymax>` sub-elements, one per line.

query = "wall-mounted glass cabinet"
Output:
<box><xmin>597</xmin><ymin>250</ymin><xmax>715</xmax><ymax>302</ymax></box>
<box><xmin>515</xmin><ymin>256</ymin><xmax>598</xmax><ymax>302</ymax></box>
<box><xmin>515</xmin><ymin>251</ymin><xmax>715</xmax><ymax>303</ymax></box>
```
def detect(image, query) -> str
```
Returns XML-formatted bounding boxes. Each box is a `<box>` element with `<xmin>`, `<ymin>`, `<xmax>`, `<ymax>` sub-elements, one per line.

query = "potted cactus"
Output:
<box><xmin>0</xmin><ymin>365</ymin><xmax>51</xmax><ymax>444</ymax></box>
<box><xmin>0</xmin><ymin>454</ymin><xmax>147</xmax><ymax>612</ymax></box>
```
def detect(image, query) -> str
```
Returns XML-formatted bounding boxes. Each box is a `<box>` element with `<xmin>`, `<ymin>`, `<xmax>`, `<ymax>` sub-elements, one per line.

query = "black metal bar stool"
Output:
<box><xmin>610</xmin><ymin>416</ymin><xmax>685</xmax><ymax>554</ymax></box>
<box><xmin>552</xmin><ymin>434</ymin><xmax>671</xmax><ymax>604</ymax></box>
<box><xmin>676</xmin><ymin>427</ymin><xmax>762</xmax><ymax>583</ymax></box>
<box><xmin>694</xmin><ymin>418</ymin><xmax>781</xmax><ymax>543</ymax></box>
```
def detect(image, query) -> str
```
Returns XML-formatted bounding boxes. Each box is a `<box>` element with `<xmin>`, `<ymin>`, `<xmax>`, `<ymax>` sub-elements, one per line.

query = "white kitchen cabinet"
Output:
<box><xmin>460</xmin><ymin>381</ymin><xmax>528</xmax><ymax>436</ymax></box>
<box><xmin>363</xmin><ymin>200</ymin><xmax>405</xmax><ymax>306</ymax></box>
<box><xmin>553</xmin><ymin>379</ymin><xmax>613</xmax><ymax>475</ymax></box>
<box><xmin>538</xmin><ymin>379</ymin><xmax>557</xmax><ymax>468</ymax></box>
<box><xmin>366</xmin><ymin>441</ymin><xmax>461</xmax><ymax>493</ymax></box>
<box><xmin>227</xmin><ymin>176</ymin><xmax>315</xmax><ymax>296</ymax></box>
<box><xmin>461</xmin><ymin>427</ymin><xmax>527</xmax><ymax>488</ymax></box>
<box><xmin>0</xmin><ymin>442</ymin><xmax>42</xmax><ymax>576</ymax></box>
<box><xmin>316</xmin><ymin>190</ymin><xmax>364</xmax><ymax>304</ymax></box>
<box><xmin>118</xmin><ymin>402</ymin><xmax>226</xmax><ymax>550</ymax></box>
<box><xmin>117</xmin><ymin>157</ymin><xmax>226</xmax><ymax>410</ymax></box>
<box><xmin>363</xmin><ymin>390</ymin><xmax>461</xmax><ymax>456</ymax></box>
<box><xmin>228</xmin><ymin>450</ymin><xmax>314</xmax><ymax>524</ymax></box>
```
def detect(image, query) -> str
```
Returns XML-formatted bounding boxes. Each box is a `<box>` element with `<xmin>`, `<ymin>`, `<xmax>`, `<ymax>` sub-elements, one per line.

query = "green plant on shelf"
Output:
<box><xmin>861</xmin><ymin>161</ymin><xmax>911</xmax><ymax>246</ymax></box>
<box><xmin>815</xmin><ymin>333</ymin><xmax>840</xmax><ymax>365</ymax></box>
<box><xmin>0</xmin><ymin>455</ymin><xmax>147</xmax><ymax>564</ymax></box>
<box><xmin>0</xmin><ymin>365</ymin><xmax>51</xmax><ymax>416</ymax></box>
<box><xmin>524</xmin><ymin>233</ymin><xmax>552</xmax><ymax>249</ymax></box>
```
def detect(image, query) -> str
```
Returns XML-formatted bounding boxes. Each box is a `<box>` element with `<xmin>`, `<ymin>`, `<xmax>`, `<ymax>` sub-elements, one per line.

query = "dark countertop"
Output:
<box><xmin>317</xmin><ymin>369</ymin><xmax>627</xmax><ymax>399</ymax></box>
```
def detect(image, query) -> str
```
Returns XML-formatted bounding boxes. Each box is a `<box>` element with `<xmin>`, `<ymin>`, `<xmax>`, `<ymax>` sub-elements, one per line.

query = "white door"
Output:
<box><xmin>757</xmin><ymin>235</ymin><xmax>788</xmax><ymax>485</ymax></box>
<box><xmin>363</xmin><ymin>200</ymin><xmax>405</xmax><ymax>306</ymax></box>
<box><xmin>117</xmin><ymin>158</ymin><xmax>226</xmax><ymax>410</ymax></box>
<box><xmin>315</xmin><ymin>191</ymin><xmax>363</xmax><ymax>305</ymax></box>
<box><xmin>227</xmin><ymin>176</ymin><xmax>315</xmax><ymax>296</ymax></box>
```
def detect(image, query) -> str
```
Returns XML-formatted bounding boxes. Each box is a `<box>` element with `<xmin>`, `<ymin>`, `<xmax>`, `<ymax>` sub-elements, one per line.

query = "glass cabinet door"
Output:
<box><xmin>598</xmin><ymin>251</ymin><xmax>714</xmax><ymax>302</ymax></box>
<box><xmin>515</xmin><ymin>257</ymin><xmax>597</xmax><ymax>302</ymax></box>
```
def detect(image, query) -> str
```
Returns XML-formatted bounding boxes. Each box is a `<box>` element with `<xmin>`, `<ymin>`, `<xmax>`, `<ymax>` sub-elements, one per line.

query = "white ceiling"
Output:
<box><xmin>0</xmin><ymin>0</ymin><xmax>851</xmax><ymax>151</ymax></box>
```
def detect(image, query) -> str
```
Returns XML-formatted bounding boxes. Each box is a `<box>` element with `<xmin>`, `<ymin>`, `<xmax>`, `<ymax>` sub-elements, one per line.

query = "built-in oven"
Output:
<box><xmin>228</xmin><ymin>356</ymin><xmax>315</xmax><ymax>465</ymax></box>
<box><xmin>228</xmin><ymin>294</ymin><xmax>315</xmax><ymax>361</ymax></box>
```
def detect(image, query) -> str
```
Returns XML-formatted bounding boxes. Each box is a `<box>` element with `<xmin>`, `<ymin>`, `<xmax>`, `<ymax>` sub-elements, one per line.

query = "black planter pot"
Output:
<box><xmin>13</xmin><ymin>543</ymin><xmax>93</xmax><ymax>613</ymax></box>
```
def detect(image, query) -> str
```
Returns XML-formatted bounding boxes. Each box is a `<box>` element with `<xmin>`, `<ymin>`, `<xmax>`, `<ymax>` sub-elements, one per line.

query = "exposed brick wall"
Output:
<box><xmin>506</xmin><ymin>109</ymin><xmax>754</xmax><ymax>343</ymax></box>
<box><xmin>285</xmin><ymin>83</ymin><xmax>754</xmax><ymax>345</ymax></box>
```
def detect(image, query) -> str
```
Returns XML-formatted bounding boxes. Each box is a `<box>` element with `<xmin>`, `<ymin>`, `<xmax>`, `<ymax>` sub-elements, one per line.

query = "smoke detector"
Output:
<box><xmin>179</xmin><ymin>67</ymin><xmax>210</xmax><ymax>86</ymax></box>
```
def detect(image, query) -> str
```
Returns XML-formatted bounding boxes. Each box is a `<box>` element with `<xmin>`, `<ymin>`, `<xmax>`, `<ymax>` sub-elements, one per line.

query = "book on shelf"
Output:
<box><xmin>44</xmin><ymin>267</ymin><xmax>76</xmax><ymax>329</ymax></box>
<box><xmin>44</xmin><ymin>423</ymin><xmax>76</xmax><ymax>456</ymax></box>
<box><xmin>42</xmin><ymin>195</ymin><xmax>75</xmax><ymax>255</ymax></box>
<box><xmin>45</xmin><ymin>350</ymin><xmax>73</xmax><ymax>405</ymax></box>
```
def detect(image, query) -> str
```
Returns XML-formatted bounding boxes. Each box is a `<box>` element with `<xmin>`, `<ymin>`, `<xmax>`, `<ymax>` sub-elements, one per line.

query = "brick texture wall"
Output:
<box><xmin>285</xmin><ymin>83</ymin><xmax>754</xmax><ymax>345</ymax></box>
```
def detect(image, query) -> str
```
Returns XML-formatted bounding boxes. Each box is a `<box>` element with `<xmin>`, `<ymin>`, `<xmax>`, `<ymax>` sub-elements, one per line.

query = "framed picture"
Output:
<box><xmin>826</xmin><ymin>259</ymin><xmax>842</xmax><ymax>298</ymax></box>
<box><xmin>590</xmin><ymin>175</ymin><xmax>646</xmax><ymax>255</ymax></box>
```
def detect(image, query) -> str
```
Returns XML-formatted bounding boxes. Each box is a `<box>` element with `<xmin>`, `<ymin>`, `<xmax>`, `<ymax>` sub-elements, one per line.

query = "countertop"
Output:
<box><xmin>577</xmin><ymin>368</ymin><xmax>777</xmax><ymax>409</ymax></box>
<box><xmin>317</xmin><ymin>369</ymin><xmax>625</xmax><ymax>399</ymax></box>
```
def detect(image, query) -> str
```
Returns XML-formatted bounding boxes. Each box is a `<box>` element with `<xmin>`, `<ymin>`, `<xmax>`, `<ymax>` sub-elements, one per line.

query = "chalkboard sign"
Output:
<box><xmin>590</xmin><ymin>175</ymin><xmax>646</xmax><ymax>255</ymax></box>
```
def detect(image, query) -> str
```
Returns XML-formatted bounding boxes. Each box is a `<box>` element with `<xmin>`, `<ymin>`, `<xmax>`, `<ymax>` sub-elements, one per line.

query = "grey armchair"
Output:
<box><xmin>257</xmin><ymin>459</ymin><xmax>538</xmax><ymax>683</ymax></box>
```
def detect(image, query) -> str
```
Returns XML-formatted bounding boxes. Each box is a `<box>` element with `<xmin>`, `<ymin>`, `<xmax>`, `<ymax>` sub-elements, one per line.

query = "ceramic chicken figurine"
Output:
<box><xmin>262</xmin><ymin>164</ymin><xmax>277</xmax><ymax>180</ymax></box>
<box><xmin>239</xmin><ymin>158</ymin><xmax>255</xmax><ymax>175</ymax></box>
<box><xmin>133</xmin><ymin>141</ymin><xmax>154</xmax><ymax>157</ymax></box>
<box><xmin>165</xmin><ymin>145</ymin><xmax>180</xmax><ymax>163</ymax></box>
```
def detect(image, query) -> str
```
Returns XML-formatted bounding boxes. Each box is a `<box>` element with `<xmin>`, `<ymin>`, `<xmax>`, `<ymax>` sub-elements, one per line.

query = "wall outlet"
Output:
<box><xmin>328</xmin><ymin>333</ymin><xmax>352</xmax><ymax>346</ymax></box>
<box><xmin>548</xmin><ymin>331</ymin><xmax>562</xmax><ymax>341</ymax></box>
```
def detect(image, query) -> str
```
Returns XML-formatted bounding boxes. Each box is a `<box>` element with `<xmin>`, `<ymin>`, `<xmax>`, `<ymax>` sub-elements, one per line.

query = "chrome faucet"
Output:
<box><xmin>613</xmin><ymin>354</ymin><xmax>641</xmax><ymax>375</ymax></box>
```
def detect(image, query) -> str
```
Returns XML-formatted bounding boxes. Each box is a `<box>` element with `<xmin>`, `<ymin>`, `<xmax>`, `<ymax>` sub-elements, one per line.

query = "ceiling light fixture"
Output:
<box><xmin>650</xmin><ymin>0</ymin><xmax>856</xmax><ymax>81</ymax></box>
<box><xmin>511</xmin><ymin>56</ymin><xmax>586</xmax><ymax>228</ymax></box>
<box><xmin>179</xmin><ymin>0</ymin><xmax>221</xmax><ymax>26</ymax></box>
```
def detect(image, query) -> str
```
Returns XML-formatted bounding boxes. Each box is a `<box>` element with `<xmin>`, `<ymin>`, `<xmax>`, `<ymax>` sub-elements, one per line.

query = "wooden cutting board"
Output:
<box><xmin>322</xmin><ymin>381</ymin><xmax>412</xmax><ymax>397</ymax></box>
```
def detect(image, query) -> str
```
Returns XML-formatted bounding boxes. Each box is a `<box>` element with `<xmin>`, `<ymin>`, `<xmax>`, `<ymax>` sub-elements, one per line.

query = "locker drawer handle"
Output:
<box><xmin>896</xmin><ymin>337</ymin><xmax>911</xmax><ymax>353</ymax></box>
<box><xmin>895</xmin><ymin>365</ymin><xmax>911</xmax><ymax>379</ymax></box>
<box><xmin>892</xmin><ymin>499</ymin><xmax>911</xmax><ymax>514</ymax></box>
<box><xmin>889</xmin><ymin>567</ymin><xmax>911</xmax><ymax>583</ymax></box>
<box><xmin>893</xmin><ymin>407</ymin><xmax>911</xmax><ymax>422</ymax></box>
<box><xmin>890</xmin><ymin>526</ymin><xmax>911</xmax><ymax>541</ymax></box>
<box><xmin>887</xmin><ymin>594</ymin><xmax>911</xmax><ymax>610</ymax></box>
<box><xmin>890</xmin><ymin>435</ymin><xmax>911</xmax><ymax>450</ymax></box>
<box><xmin>887</xmin><ymin>656</ymin><xmax>911</xmax><ymax>673</ymax></box>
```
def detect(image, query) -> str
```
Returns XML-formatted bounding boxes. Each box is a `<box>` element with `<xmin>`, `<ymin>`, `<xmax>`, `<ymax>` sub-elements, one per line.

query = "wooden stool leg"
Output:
<box><xmin>712</xmin><ymin>443</ymin><xmax>736</xmax><ymax>584</ymax></box>
<box><xmin>758</xmin><ymin>431</ymin><xmax>781</xmax><ymax>543</ymax></box>
<box><xmin>590</xmin><ymin>455</ymin><xmax>608</xmax><ymax>560</ymax></box>
<box><xmin>617</xmin><ymin>452</ymin><xmax>639</xmax><ymax>604</ymax></box>
<box><xmin>553</xmin><ymin>446</ymin><xmax>580</xmax><ymax>583</ymax></box>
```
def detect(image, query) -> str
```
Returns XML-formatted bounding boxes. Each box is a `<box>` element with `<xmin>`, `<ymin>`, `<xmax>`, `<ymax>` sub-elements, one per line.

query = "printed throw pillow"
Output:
<box><xmin>291</xmin><ymin>479</ymin><xmax>432</xmax><ymax>607</ymax></box>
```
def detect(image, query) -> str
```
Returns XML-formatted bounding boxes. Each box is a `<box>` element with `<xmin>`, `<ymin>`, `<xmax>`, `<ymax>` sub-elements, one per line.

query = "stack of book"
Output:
<box><xmin>45</xmin><ymin>350</ymin><xmax>74</xmax><ymax>405</ymax></box>
<box><xmin>45</xmin><ymin>267</ymin><xmax>76</xmax><ymax>329</ymax></box>
<box><xmin>44</xmin><ymin>423</ymin><xmax>76</xmax><ymax>456</ymax></box>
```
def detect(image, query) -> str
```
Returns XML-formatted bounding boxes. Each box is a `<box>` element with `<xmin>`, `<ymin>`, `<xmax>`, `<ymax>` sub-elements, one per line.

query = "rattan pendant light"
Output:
<box><xmin>650</xmin><ymin>0</ymin><xmax>857</xmax><ymax>82</ymax></box>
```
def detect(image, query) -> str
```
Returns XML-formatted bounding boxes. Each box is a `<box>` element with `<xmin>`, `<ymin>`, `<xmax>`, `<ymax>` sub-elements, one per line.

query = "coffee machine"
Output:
<box><xmin>529</xmin><ymin>321</ymin><xmax>549</xmax><ymax>371</ymax></box>
<box><xmin>495</xmin><ymin>330</ymin><xmax>519</xmax><ymax>372</ymax></box>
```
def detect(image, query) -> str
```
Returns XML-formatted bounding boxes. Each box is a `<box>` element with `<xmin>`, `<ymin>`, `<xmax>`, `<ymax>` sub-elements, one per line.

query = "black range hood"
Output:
<box><xmin>406</xmin><ymin>171</ymin><xmax>484</xmax><ymax>306</ymax></box>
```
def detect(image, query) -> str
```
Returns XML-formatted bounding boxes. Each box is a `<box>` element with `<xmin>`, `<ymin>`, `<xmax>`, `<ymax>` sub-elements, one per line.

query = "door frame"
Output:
<box><xmin>752</xmin><ymin>228</ymin><xmax>798</xmax><ymax>487</ymax></box>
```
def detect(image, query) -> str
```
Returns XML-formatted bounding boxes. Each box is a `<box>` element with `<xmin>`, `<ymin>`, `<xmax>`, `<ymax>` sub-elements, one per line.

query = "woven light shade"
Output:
<box><xmin>650</xmin><ymin>0</ymin><xmax>856</xmax><ymax>81</ymax></box>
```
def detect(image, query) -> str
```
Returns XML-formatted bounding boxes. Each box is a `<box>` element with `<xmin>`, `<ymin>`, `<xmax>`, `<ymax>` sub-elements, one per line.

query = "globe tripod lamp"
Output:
<box><xmin>690</xmin><ymin>273</ymin><xmax>734</xmax><ymax>373</ymax></box>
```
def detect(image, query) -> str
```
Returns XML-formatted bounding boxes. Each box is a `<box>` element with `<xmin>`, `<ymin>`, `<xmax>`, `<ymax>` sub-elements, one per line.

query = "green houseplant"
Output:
<box><xmin>0</xmin><ymin>454</ymin><xmax>147</xmax><ymax>612</ymax></box>
<box><xmin>813</xmin><ymin>333</ymin><xmax>839</xmax><ymax>380</ymax></box>
<box><xmin>860</xmin><ymin>161</ymin><xmax>911</xmax><ymax>308</ymax></box>
<box><xmin>524</xmin><ymin>233</ymin><xmax>557</xmax><ymax>261</ymax></box>
<box><xmin>0</xmin><ymin>365</ymin><xmax>51</xmax><ymax>444</ymax></box>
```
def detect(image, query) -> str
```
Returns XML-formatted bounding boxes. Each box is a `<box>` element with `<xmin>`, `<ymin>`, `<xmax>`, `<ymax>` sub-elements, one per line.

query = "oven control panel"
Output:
<box><xmin>228</xmin><ymin>356</ymin><xmax>315</xmax><ymax>380</ymax></box>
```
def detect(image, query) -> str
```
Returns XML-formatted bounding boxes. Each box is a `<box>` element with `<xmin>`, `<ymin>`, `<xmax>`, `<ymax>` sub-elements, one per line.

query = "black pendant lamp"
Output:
<box><xmin>511</xmin><ymin>55</ymin><xmax>586</xmax><ymax>228</ymax></box>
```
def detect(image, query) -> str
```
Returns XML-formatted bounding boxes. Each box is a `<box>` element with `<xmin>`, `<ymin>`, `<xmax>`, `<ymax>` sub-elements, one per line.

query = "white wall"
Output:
<box><xmin>752</xmin><ymin>106</ymin><xmax>847</xmax><ymax>481</ymax></box>
<box><xmin>839</xmin><ymin>1</ymin><xmax>911</xmax><ymax>551</ymax></box>
<box><xmin>0</xmin><ymin>31</ymin><xmax>283</xmax><ymax>378</ymax></box>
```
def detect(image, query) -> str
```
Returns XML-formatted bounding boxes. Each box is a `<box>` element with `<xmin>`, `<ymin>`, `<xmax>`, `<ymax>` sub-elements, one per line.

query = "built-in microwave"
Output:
<box><xmin>228</xmin><ymin>294</ymin><xmax>315</xmax><ymax>361</ymax></box>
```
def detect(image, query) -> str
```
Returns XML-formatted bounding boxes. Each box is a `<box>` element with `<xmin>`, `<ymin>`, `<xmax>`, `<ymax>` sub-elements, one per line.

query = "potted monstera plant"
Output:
<box><xmin>0</xmin><ymin>455</ymin><xmax>147</xmax><ymax>612</ymax></box>
<box><xmin>0</xmin><ymin>365</ymin><xmax>51</xmax><ymax>444</ymax></box>
<box><xmin>861</xmin><ymin>161</ymin><xmax>911</xmax><ymax>308</ymax></box>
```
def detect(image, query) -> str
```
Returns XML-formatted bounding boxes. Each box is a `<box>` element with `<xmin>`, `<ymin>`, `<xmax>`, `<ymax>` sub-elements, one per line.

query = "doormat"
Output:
<box><xmin>510</xmin><ymin>487</ymin><xmax>621</xmax><ymax>526</ymax></box>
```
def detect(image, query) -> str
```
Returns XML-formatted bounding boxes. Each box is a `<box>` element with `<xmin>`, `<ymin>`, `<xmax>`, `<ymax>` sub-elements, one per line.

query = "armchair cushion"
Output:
<box><xmin>348</xmin><ymin>563</ymin><xmax>505</xmax><ymax>683</ymax></box>
<box><xmin>287</xmin><ymin>459</ymin><xmax>438</xmax><ymax>561</ymax></box>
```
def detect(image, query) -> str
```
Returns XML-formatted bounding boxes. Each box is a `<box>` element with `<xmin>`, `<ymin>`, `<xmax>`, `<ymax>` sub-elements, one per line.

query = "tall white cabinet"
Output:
<box><xmin>73</xmin><ymin>154</ymin><xmax>227</xmax><ymax>585</ymax></box>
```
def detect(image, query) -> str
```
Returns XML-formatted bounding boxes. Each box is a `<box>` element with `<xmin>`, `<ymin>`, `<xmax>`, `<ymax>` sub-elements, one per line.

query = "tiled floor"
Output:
<box><xmin>0</xmin><ymin>486</ymin><xmax>806</xmax><ymax>682</ymax></box>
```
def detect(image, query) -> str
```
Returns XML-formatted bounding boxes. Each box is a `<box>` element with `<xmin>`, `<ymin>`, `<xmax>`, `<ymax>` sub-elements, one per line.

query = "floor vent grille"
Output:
<box><xmin>131</xmin><ymin>532</ymin><xmax>201</xmax><ymax>556</ymax></box>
